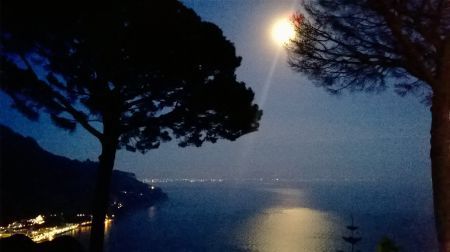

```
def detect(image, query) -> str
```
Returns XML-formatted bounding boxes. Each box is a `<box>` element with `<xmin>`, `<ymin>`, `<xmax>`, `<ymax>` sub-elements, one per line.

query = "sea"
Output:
<box><xmin>71</xmin><ymin>180</ymin><xmax>438</xmax><ymax>252</ymax></box>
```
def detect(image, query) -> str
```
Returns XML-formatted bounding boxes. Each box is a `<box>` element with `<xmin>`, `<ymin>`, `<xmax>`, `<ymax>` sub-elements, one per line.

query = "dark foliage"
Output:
<box><xmin>0</xmin><ymin>0</ymin><xmax>262</xmax><ymax>149</ymax></box>
<box><xmin>377</xmin><ymin>236</ymin><xmax>401</xmax><ymax>252</ymax></box>
<box><xmin>288</xmin><ymin>0</ymin><xmax>449</xmax><ymax>101</ymax></box>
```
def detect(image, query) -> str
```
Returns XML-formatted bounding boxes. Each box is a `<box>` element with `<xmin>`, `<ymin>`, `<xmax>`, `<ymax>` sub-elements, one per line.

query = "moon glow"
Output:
<box><xmin>271</xmin><ymin>18</ymin><xmax>295</xmax><ymax>45</ymax></box>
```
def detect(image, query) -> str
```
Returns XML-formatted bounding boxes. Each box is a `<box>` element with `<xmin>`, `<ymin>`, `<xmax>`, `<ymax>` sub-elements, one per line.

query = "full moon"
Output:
<box><xmin>271</xmin><ymin>18</ymin><xmax>295</xmax><ymax>45</ymax></box>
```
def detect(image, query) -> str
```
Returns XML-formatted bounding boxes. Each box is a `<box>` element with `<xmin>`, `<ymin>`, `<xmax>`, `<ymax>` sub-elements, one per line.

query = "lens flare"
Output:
<box><xmin>271</xmin><ymin>18</ymin><xmax>295</xmax><ymax>45</ymax></box>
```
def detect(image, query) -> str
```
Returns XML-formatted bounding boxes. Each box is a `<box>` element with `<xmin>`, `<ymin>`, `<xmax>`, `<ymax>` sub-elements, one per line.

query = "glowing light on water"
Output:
<box><xmin>32</xmin><ymin>224</ymin><xmax>80</xmax><ymax>242</ymax></box>
<box><xmin>237</xmin><ymin>207</ymin><xmax>341</xmax><ymax>252</ymax></box>
<box><xmin>232</xmin><ymin>187</ymin><xmax>343</xmax><ymax>252</ymax></box>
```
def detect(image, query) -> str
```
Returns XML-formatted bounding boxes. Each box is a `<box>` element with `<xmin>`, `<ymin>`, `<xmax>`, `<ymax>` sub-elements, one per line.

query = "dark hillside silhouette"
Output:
<box><xmin>0</xmin><ymin>1</ymin><xmax>262</xmax><ymax>251</ymax></box>
<box><xmin>0</xmin><ymin>125</ymin><xmax>166</xmax><ymax>225</ymax></box>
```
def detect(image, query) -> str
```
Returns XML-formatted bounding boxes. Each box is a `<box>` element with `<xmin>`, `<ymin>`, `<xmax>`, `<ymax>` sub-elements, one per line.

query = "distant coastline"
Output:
<box><xmin>0</xmin><ymin>125</ymin><xmax>167</xmax><ymax>241</ymax></box>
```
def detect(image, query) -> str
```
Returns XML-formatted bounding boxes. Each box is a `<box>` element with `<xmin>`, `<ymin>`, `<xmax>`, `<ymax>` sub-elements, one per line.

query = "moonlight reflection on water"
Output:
<box><xmin>238</xmin><ymin>207</ymin><xmax>342</xmax><ymax>252</ymax></box>
<box><xmin>235</xmin><ymin>187</ymin><xmax>342</xmax><ymax>252</ymax></box>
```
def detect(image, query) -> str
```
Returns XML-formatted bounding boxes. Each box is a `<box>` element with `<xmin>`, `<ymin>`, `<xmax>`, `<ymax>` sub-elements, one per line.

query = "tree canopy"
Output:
<box><xmin>1</xmin><ymin>0</ymin><xmax>262</xmax><ymax>150</ymax></box>
<box><xmin>288</xmin><ymin>0</ymin><xmax>448</xmax><ymax>100</ymax></box>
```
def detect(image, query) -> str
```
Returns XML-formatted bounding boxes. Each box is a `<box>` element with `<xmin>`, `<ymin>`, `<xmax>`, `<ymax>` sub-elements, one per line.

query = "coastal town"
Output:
<box><xmin>0</xmin><ymin>214</ymin><xmax>113</xmax><ymax>242</ymax></box>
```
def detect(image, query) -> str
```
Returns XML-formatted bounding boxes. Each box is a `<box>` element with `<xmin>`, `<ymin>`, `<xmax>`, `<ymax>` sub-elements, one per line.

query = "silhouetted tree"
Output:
<box><xmin>287</xmin><ymin>1</ymin><xmax>449</xmax><ymax>251</ymax></box>
<box><xmin>0</xmin><ymin>1</ymin><xmax>262</xmax><ymax>251</ymax></box>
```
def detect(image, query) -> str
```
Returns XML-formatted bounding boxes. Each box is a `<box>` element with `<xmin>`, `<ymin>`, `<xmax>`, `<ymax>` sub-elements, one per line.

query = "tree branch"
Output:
<box><xmin>20</xmin><ymin>54</ymin><xmax>104</xmax><ymax>140</ymax></box>
<box><xmin>374</xmin><ymin>1</ymin><xmax>437</xmax><ymax>86</ymax></box>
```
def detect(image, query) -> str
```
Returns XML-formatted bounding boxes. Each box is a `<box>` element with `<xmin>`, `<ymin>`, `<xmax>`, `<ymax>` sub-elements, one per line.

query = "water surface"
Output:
<box><xmin>73</xmin><ymin>181</ymin><xmax>437</xmax><ymax>251</ymax></box>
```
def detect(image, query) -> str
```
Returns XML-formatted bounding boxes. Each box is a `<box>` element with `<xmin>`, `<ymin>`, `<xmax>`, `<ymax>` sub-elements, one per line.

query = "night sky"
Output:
<box><xmin>0</xmin><ymin>0</ymin><xmax>431</xmax><ymax>184</ymax></box>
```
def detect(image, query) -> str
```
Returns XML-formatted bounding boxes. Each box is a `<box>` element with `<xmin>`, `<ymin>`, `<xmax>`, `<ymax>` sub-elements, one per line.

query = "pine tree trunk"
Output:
<box><xmin>431</xmin><ymin>49</ymin><xmax>450</xmax><ymax>252</ymax></box>
<box><xmin>89</xmin><ymin>138</ymin><xmax>117</xmax><ymax>252</ymax></box>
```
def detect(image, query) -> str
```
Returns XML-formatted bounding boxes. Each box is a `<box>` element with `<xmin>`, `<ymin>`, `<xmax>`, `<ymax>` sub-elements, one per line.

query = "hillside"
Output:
<box><xmin>0</xmin><ymin>125</ymin><xmax>166</xmax><ymax>225</ymax></box>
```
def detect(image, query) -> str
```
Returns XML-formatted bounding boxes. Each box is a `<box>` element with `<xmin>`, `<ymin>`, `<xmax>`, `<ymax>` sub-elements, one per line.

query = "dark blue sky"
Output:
<box><xmin>0</xmin><ymin>0</ymin><xmax>431</xmax><ymax>184</ymax></box>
